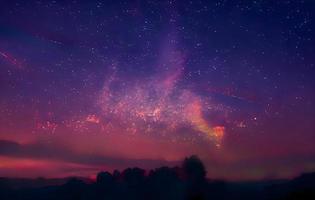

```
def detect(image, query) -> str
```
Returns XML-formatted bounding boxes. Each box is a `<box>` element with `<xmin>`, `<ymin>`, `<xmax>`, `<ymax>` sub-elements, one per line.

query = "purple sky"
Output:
<box><xmin>0</xmin><ymin>0</ymin><xmax>314</xmax><ymax>180</ymax></box>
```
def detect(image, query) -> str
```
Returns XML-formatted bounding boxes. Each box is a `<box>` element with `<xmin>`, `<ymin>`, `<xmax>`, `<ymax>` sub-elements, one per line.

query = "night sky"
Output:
<box><xmin>0</xmin><ymin>0</ymin><xmax>314</xmax><ymax>180</ymax></box>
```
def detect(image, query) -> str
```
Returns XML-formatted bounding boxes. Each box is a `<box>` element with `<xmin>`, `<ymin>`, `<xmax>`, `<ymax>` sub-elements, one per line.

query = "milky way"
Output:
<box><xmin>96</xmin><ymin>44</ymin><xmax>225</xmax><ymax>147</ymax></box>
<box><xmin>34</xmin><ymin>40</ymin><xmax>227</xmax><ymax>147</ymax></box>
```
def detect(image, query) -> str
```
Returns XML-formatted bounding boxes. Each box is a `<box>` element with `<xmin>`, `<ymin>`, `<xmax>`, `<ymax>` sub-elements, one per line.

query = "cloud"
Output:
<box><xmin>0</xmin><ymin>139</ymin><xmax>179</xmax><ymax>170</ymax></box>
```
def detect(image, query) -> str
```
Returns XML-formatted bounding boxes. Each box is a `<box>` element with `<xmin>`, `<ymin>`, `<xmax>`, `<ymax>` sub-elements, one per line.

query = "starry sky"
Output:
<box><xmin>0</xmin><ymin>0</ymin><xmax>314</xmax><ymax>180</ymax></box>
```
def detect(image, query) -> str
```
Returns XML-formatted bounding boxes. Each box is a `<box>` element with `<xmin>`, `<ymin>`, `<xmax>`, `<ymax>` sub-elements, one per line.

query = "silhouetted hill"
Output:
<box><xmin>0</xmin><ymin>156</ymin><xmax>314</xmax><ymax>200</ymax></box>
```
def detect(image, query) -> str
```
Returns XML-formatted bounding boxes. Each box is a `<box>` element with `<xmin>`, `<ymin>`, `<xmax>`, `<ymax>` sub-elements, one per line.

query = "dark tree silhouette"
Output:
<box><xmin>182</xmin><ymin>155</ymin><xmax>207</xmax><ymax>200</ymax></box>
<box><xmin>148</xmin><ymin>167</ymin><xmax>184</xmax><ymax>200</ymax></box>
<box><xmin>113</xmin><ymin>170</ymin><xmax>121</xmax><ymax>181</ymax></box>
<box><xmin>122</xmin><ymin>167</ymin><xmax>145</xmax><ymax>186</ymax></box>
<box><xmin>96</xmin><ymin>171</ymin><xmax>113</xmax><ymax>186</ymax></box>
<box><xmin>182</xmin><ymin>155</ymin><xmax>206</xmax><ymax>183</ymax></box>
